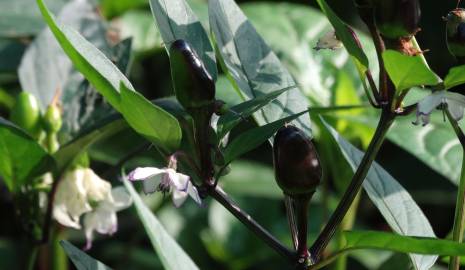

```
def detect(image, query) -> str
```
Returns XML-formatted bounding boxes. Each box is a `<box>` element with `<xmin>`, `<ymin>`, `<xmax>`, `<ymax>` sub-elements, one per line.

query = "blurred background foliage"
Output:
<box><xmin>0</xmin><ymin>0</ymin><xmax>461</xmax><ymax>269</ymax></box>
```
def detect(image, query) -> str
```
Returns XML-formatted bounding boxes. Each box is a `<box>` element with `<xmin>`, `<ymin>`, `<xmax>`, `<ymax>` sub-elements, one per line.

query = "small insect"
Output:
<box><xmin>314</xmin><ymin>30</ymin><xmax>343</xmax><ymax>51</ymax></box>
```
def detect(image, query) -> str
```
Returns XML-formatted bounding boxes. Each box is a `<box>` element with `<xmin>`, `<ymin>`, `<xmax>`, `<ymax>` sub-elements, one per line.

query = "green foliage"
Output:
<box><xmin>444</xmin><ymin>64</ymin><xmax>465</xmax><ymax>90</ymax></box>
<box><xmin>382</xmin><ymin>50</ymin><xmax>442</xmax><ymax>91</ymax></box>
<box><xmin>60</xmin><ymin>240</ymin><xmax>112</xmax><ymax>270</ymax></box>
<box><xmin>323</xmin><ymin>119</ymin><xmax>437</xmax><ymax>270</ymax></box>
<box><xmin>124</xmin><ymin>180</ymin><xmax>200</xmax><ymax>270</ymax></box>
<box><xmin>0</xmin><ymin>118</ymin><xmax>53</xmax><ymax>191</ymax></box>
<box><xmin>315</xmin><ymin>0</ymin><xmax>369</xmax><ymax>71</ymax></box>
<box><xmin>209</xmin><ymin>0</ymin><xmax>312</xmax><ymax>136</ymax></box>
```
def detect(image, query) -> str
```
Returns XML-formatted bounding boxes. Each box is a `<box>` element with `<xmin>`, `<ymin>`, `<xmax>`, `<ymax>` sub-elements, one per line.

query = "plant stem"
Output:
<box><xmin>447</xmin><ymin>112</ymin><xmax>465</xmax><ymax>270</ymax></box>
<box><xmin>27</xmin><ymin>245</ymin><xmax>38</xmax><ymax>270</ymax></box>
<box><xmin>332</xmin><ymin>192</ymin><xmax>361</xmax><ymax>270</ymax></box>
<box><xmin>209</xmin><ymin>186</ymin><xmax>295</xmax><ymax>261</ymax></box>
<box><xmin>309</xmin><ymin>111</ymin><xmax>394</xmax><ymax>262</ymax></box>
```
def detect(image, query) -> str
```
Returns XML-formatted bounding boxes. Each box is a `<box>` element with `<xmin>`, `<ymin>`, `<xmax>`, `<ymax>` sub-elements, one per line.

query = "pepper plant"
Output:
<box><xmin>3</xmin><ymin>0</ymin><xmax>465</xmax><ymax>269</ymax></box>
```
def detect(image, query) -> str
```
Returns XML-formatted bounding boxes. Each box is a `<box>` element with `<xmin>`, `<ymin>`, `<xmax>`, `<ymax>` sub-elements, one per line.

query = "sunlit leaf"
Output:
<box><xmin>60</xmin><ymin>240</ymin><xmax>112</xmax><ymax>270</ymax></box>
<box><xmin>148</xmin><ymin>0</ymin><xmax>217</xmax><ymax>80</ymax></box>
<box><xmin>123</xmin><ymin>180</ymin><xmax>200</xmax><ymax>270</ymax></box>
<box><xmin>0</xmin><ymin>118</ymin><xmax>53</xmax><ymax>191</ymax></box>
<box><xmin>209</xmin><ymin>0</ymin><xmax>311</xmax><ymax>137</ymax></box>
<box><xmin>444</xmin><ymin>64</ymin><xmax>465</xmax><ymax>90</ymax></box>
<box><xmin>382</xmin><ymin>50</ymin><xmax>442</xmax><ymax>91</ymax></box>
<box><xmin>323</xmin><ymin>119</ymin><xmax>437</xmax><ymax>270</ymax></box>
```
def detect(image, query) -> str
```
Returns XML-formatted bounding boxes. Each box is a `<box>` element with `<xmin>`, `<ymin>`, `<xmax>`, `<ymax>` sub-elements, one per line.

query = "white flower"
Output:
<box><xmin>128</xmin><ymin>167</ymin><xmax>202</xmax><ymax>207</ymax></box>
<box><xmin>314</xmin><ymin>30</ymin><xmax>343</xmax><ymax>51</ymax></box>
<box><xmin>83</xmin><ymin>187</ymin><xmax>132</xmax><ymax>250</ymax></box>
<box><xmin>53</xmin><ymin>168</ymin><xmax>132</xmax><ymax>249</ymax></box>
<box><xmin>414</xmin><ymin>90</ymin><xmax>465</xmax><ymax>126</ymax></box>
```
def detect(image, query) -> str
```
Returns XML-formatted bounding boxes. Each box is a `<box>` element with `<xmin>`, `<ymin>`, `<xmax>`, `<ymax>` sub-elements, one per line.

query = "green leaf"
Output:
<box><xmin>444</xmin><ymin>64</ymin><xmax>465</xmax><ymax>90</ymax></box>
<box><xmin>223</xmin><ymin>110</ymin><xmax>308</xmax><ymax>164</ymax></box>
<box><xmin>344</xmin><ymin>230</ymin><xmax>465</xmax><ymax>256</ymax></box>
<box><xmin>20</xmin><ymin>0</ymin><xmax>111</xmax><ymax>111</ymax></box>
<box><xmin>119</xmin><ymin>84</ymin><xmax>182</xmax><ymax>152</ymax></box>
<box><xmin>240</xmin><ymin>3</ymin><xmax>376</xmax><ymax>107</ymax></box>
<box><xmin>323</xmin><ymin>120</ymin><xmax>437</xmax><ymax>270</ymax></box>
<box><xmin>123</xmin><ymin>180</ymin><xmax>200</xmax><ymax>270</ymax></box>
<box><xmin>0</xmin><ymin>118</ymin><xmax>53</xmax><ymax>191</ymax></box>
<box><xmin>100</xmin><ymin>0</ymin><xmax>148</xmax><ymax>18</ymax></box>
<box><xmin>209</xmin><ymin>0</ymin><xmax>311</xmax><ymax>136</ymax></box>
<box><xmin>117</xmin><ymin>10</ymin><xmax>163</xmax><ymax>54</ymax></box>
<box><xmin>382</xmin><ymin>50</ymin><xmax>442</xmax><ymax>91</ymax></box>
<box><xmin>0</xmin><ymin>0</ymin><xmax>65</xmax><ymax>38</ymax></box>
<box><xmin>53</xmin><ymin>117</ymin><xmax>127</xmax><ymax>175</ymax></box>
<box><xmin>36</xmin><ymin>0</ymin><xmax>133</xmax><ymax>112</ymax></box>
<box><xmin>216</xmin><ymin>85</ymin><xmax>295</xmax><ymax>139</ymax></box>
<box><xmin>314</xmin><ymin>0</ymin><xmax>369</xmax><ymax>71</ymax></box>
<box><xmin>60</xmin><ymin>240</ymin><xmax>112</xmax><ymax>270</ymax></box>
<box><xmin>148</xmin><ymin>0</ymin><xmax>217</xmax><ymax>80</ymax></box>
<box><xmin>388</xmin><ymin>113</ymin><xmax>463</xmax><ymax>185</ymax></box>
<box><xmin>220</xmin><ymin>161</ymin><xmax>281</xmax><ymax>198</ymax></box>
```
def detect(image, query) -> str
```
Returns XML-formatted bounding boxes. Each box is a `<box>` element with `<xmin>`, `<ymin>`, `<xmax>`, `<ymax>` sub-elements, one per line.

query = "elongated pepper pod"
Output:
<box><xmin>446</xmin><ymin>8</ymin><xmax>465</xmax><ymax>62</ymax></box>
<box><xmin>273</xmin><ymin>125</ymin><xmax>322</xmax><ymax>196</ymax></box>
<box><xmin>169</xmin><ymin>40</ymin><xmax>215</xmax><ymax>112</ymax></box>
<box><xmin>374</xmin><ymin>0</ymin><xmax>421</xmax><ymax>39</ymax></box>
<box><xmin>273</xmin><ymin>125</ymin><xmax>322</xmax><ymax>266</ymax></box>
<box><xmin>169</xmin><ymin>40</ymin><xmax>216</xmax><ymax>181</ymax></box>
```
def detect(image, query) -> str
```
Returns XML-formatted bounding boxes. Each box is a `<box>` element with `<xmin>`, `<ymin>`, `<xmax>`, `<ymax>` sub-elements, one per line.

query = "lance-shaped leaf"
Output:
<box><xmin>209</xmin><ymin>0</ymin><xmax>311</xmax><ymax>137</ymax></box>
<box><xmin>120</xmin><ymin>84</ymin><xmax>182</xmax><ymax>152</ymax></box>
<box><xmin>123</xmin><ymin>180</ymin><xmax>199</xmax><ymax>270</ymax></box>
<box><xmin>382</xmin><ymin>50</ymin><xmax>442</xmax><ymax>91</ymax></box>
<box><xmin>344</xmin><ymin>230</ymin><xmax>465</xmax><ymax>256</ymax></box>
<box><xmin>444</xmin><ymin>64</ymin><xmax>465</xmax><ymax>90</ymax></box>
<box><xmin>323</xmin><ymin>120</ymin><xmax>437</xmax><ymax>270</ymax></box>
<box><xmin>223</xmin><ymin>110</ymin><xmax>308</xmax><ymax>164</ymax></box>
<box><xmin>53</xmin><ymin>116</ymin><xmax>127</xmax><ymax>175</ymax></box>
<box><xmin>60</xmin><ymin>240</ymin><xmax>112</xmax><ymax>270</ymax></box>
<box><xmin>217</xmin><ymin>85</ymin><xmax>296</xmax><ymax>139</ymax></box>
<box><xmin>37</xmin><ymin>0</ymin><xmax>182</xmax><ymax>151</ymax></box>
<box><xmin>0</xmin><ymin>118</ymin><xmax>53</xmax><ymax>191</ymax></box>
<box><xmin>148</xmin><ymin>0</ymin><xmax>217</xmax><ymax>80</ymax></box>
<box><xmin>315</xmin><ymin>0</ymin><xmax>369</xmax><ymax>71</ymax></box>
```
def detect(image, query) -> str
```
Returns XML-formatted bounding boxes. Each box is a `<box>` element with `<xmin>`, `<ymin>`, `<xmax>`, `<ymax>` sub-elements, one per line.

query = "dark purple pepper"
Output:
<box><xmin>446</xmin><ymin>9</ymin><xmax>465</xmax><ymax>61</ymax></box>
<box><xmin>169</xmin><ymin>40</ymin><xmax>215</xmax><ymax>111</ymax></box>
<box><xmin>273</xmin><ymin>125</ymin><xmax>322</xmax><ymax>196</ymax></box>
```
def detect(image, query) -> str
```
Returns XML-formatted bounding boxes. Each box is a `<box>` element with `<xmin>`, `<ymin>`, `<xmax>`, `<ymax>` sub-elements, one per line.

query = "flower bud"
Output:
<box><xmin>10</xmin><ymin>92</ymin><xmax>42</xmax><ymax>138</ymax></box>
<box><xmin>273</xmin><ymin>125</ymin><xmax>322</xmax><ymax>196</ymax></box>
<box><xmin>374</xmin><ymin>0</ymin><xmax>421</xmax><ymax>39</ymax></box>
<box><xmin>43</xmin><ymin>103</ymin><xmax>62</xmax><ymax>133</ymax></box>
<box><xmin>446</xmin><ymin>9</ymin><xmax>465</xmax><ymax>60</ymax></box>
<box><xmin>169</xmin><ymin>40</ymin><xmax>215</xmax><ymax>112</ymax></box>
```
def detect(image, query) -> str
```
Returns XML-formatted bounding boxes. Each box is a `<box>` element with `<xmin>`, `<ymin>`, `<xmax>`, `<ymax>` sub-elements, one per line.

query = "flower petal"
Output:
<box><xmin>82</xmin><ymin>168</ymin><xmax>111</xmax><ymax>202</ymax></box>
<box><xmin>172</xmin><ymin>189</ymin><xmax>188</xmax><ymax>208</ymax></box>
<box><xmin>185</xmin><ymin>182</ymin><xmax>202</xmax><ymax>206</ymax></box>
<box><xmin>169</xmin><ymin>171</ymin><xmax>190</xmax><ymax>191</ymax></box>
<box><xmin>446</xmin><ymin>92</ymin><xmax>465</xmax><ymax>122</ymax></box>
<box><xmin>128</xmin><ymin>167</ymin><xmax>166</xmax><ymax>181</ymax></box>
<box><xmin>108</xmin><ymin>187</ymin><xmax>132</xmax><ymax>211</ymax></box>
<box><xmin>142</xmin><ymin>176</ymin><xmax>163</xmax><ymax>194</ymax></box>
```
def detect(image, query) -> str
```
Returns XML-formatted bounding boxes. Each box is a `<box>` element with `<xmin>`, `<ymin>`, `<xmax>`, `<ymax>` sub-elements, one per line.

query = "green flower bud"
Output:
<box><xmin>273</xmin><ymin>125</ymin><xmax>322</xmax><ymax>196</ymax></box>
<box><xmin>374</xmin><ymin>0</ymin><xmax>421</xmax><ymax>39</ymax></box>
<box><xmin>43</xmin><ymin>103</ymin><xmax>62</xmax><ymax>133</ymax></box>
<box><xmin>169</xmin><ymin>40</ymin><xmax>215</xmax><ymax>112</ymax></box>
<box><xmin>10</xmin><ymin>92</ymin><xmax>42</xmax><ymax>138</ymax></box>
<box><xmin>446</xmin><ymin>8</ymin><xmax>465</xmax><ymax>60</ymax></box>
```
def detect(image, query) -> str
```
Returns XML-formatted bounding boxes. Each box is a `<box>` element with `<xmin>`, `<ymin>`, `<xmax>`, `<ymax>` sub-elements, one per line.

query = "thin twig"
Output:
<box><xmin>209</xmin><ymin>186</ymin><xmax>295</xmax><ymax>261</ymax></box>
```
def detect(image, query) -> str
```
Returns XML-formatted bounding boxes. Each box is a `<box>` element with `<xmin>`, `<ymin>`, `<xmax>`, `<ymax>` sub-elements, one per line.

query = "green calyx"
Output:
<box><xmin>169</xmin><ymin>39</ymin><xmax>216</xmax><ymax>113</ymax></box>
<box><xmin>273</xmin><ymin>125</ymin><xmax>322</xmax><ymax>196</ymax></box>
<box><xmin>10</xmin><ymin>92</ymin><xmax>42</xmax><ymax>138</ymax></box>
<box><xmin>374</xmin><ymin>0</ymin><xmax>421</xmax><ymax>39</ymax></box>
<box><xmin>446</xmin><ymin>8</ymin><xmax>465</xmax><ymax>59</ymax></box>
